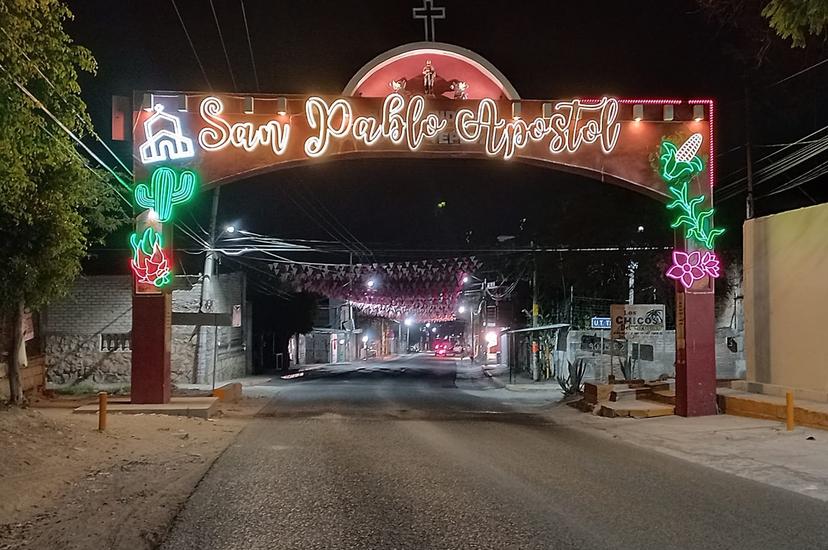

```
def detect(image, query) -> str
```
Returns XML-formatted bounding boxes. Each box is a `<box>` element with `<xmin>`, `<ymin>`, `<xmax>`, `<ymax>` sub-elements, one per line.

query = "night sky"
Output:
<box><xmin>68</xmin><ymin>0</ymin><xmax>827</xmax><ymax>281</ymax></box>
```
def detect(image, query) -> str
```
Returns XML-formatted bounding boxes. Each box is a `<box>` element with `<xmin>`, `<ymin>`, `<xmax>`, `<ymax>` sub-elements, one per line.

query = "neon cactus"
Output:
<box><xmin>666</xmin><ymin>250</ymin><xmax>720</xmax><ymax>289</ymax></box>
<box><xmin>130</xmin><ymin>228</ymin><xmax>171</xmax><ymax>288</ymax></box>
<box><xmin>667</xmin><ymin>181</ymin><xmax>725</xmax><ymax>249</ymax></box>
<box><xmin>659</xmin><ymin>134</ymin><xmax>705</xmax><ymax>184</ymax></box>
<box><xmin>134</xmin><ymin>167</ymin><xmax>196</xmax><ymax>222</ymax></box>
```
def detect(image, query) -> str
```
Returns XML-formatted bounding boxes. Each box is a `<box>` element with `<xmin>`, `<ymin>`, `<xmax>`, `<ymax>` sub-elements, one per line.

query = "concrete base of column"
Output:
<box><xmin>131</xmin><ymin>292</ymin><xmax>171</xmax><ymax>404</ymax></box>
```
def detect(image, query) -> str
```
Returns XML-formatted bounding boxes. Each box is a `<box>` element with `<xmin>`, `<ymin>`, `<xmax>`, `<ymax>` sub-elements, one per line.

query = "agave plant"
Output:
<box><xmin>557</xmin><ymin>358</ymin><xmax>590</xmax><ymax>396</ymax></box>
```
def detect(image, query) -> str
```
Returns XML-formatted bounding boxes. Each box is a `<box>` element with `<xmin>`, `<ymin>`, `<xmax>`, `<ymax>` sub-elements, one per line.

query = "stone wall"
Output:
<box><xmin>42</xmin><ymin>273</ymin><xmax>249</xmax><ymax>387</ymax></box>
<box><xmin>508</xmin><ymin>328</ymin><xmax>744</xmax><ymax>383</ymax></box>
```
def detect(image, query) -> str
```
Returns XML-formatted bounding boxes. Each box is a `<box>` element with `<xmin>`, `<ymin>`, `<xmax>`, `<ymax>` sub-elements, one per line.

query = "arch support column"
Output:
<box><xmin>674</xmin><ymin>288</ymin><xmax>717</xmax><ymax>416</ymax></box>
<box><xmin>131</xmin><ymin>292</ymin><xmax>172</xmax><ymax>404</ymax></box>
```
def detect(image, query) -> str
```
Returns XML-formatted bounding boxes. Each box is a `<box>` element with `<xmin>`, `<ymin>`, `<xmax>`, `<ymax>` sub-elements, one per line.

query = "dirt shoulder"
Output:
<box><xmin>0</xmin><ymin>396</ymin><xmax>264</xmax><ymax>550</ymax></box>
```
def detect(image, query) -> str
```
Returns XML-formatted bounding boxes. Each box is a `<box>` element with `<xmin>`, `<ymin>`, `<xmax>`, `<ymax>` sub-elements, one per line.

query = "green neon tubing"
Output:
<box><xmin>129</xmin><ymin>227</ymin><xmax>172</xmax><ymax>288</ymax></box>
<box><xmin>666</xmin><ymin>182</ymin><xmax>725</xmax><ymax>250</ymax></box>
<box><xmin>134</xmin><ymin>167</ymin><xmax>197</xmax><ymax>222</ymax></box>
<box><xmin>659</xmin><ymin>140</ymin><xmax>704</xmax><ymax>184</ymax></box>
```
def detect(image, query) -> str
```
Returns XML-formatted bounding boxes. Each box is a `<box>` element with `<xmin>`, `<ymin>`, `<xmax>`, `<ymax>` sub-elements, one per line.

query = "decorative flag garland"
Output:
<box><xmin>271</xmin><ymin>257</ymin><xmax>481</xmax><ymax>321</ymax></box>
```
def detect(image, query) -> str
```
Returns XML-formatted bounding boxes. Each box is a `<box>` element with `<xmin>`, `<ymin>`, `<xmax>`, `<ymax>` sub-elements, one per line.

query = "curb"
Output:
<box><xmin>505</xmin><ymin>384</ymin><xmax>563</xmax><ymax>393</ymax></box>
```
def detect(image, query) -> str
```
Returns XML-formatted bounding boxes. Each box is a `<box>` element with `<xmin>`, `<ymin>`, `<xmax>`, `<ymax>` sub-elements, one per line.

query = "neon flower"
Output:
<box><xmin>666</xmin><ymin>250</ymin><xmax>720</xmax><ymax>289</ymax></box>
<box><xmin>659</xmin><ymin>134</ymin><xmax>705</xmax><ymax>184</ymax></box>
<box><xmin>130</xmin><ymin>228</ymin><xmax>171</xmax><ymax>288</ymax></box>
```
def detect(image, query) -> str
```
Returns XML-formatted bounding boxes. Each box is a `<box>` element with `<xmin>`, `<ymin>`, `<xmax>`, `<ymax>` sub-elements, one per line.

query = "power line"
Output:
<box><xmin>717</xmin><ymin>136</ymin><xmax>828</xmax><ymax>202</ymax></box>
<box><xmin>239</xmin><ymin>0</ymin><xmax>260</xmax><ymax>91</ymax></box>
<box><xmin>209</xmin><ymin>0</ymin><xmax>237</xmax><ymax>91</ymax></box>
<box><xmin>715</xmin><ymin>122</ymin><xmax>828</xmax><ymax>199</ymax></box>
<box><xmin>38</xmin><ymin>122</ymin><xmax>132</xmax><ymax>208</ymax></box>
<box><xmin>767</xmin><ymin>56</ymin><xmax>828</xmax><ymax>89</ymax></box>
<box><xmin>170</xmin><ymin>0</ymin><xmax>213</xmax><ymax>90</ymax></box>
<box><xmin>761</xmin><ymin>159</ymin><xmax>828</xmax><ymax>198</ymax></box>
<box><xmin>281</xmin><ymin>185</ymin><xmax>370</xmax><ymax>259</ymax></box>
<box><xmin>0</xmin><ymin>27</ymin><xmax>134</xmax><ymax>176</ymax></box>
<box><xmin>0</xmin><ymin>62</ymin><xmax>132</xmax><ymax>192</ymax></box>
<box><xmin>292</xmin><ymin>184</ymin><xmax>373</xmax><ymax>258</ymax></box>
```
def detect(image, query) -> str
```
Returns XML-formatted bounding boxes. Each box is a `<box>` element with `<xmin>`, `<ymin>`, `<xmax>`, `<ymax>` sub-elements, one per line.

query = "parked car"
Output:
<box><xmin>434</xmin><ymin>339</ymin><xmax>463</xmax><ymax>357</ymax></box>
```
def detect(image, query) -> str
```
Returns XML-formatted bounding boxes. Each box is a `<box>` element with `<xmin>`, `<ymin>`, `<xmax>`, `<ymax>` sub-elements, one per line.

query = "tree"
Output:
<box><xmin>0</xmin><ymin>0</ymin><xmax>124</xmax><ymax>403</ymax></box>
<box><xmin>697</xmin><ymin>0</ymin><xmax>827</xmax><ymax>63</ymax></box>
<box><xmin>762</xmin><ymin>0</ymin><xmax>828</xmax><ymax>47</ymax></box>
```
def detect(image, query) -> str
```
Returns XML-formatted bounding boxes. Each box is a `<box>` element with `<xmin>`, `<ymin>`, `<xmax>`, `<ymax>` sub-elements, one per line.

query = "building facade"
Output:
<box><xmin>42</xmin><ymin>273</ymin><xmax>251</xmax><ymax>387</ymax></box>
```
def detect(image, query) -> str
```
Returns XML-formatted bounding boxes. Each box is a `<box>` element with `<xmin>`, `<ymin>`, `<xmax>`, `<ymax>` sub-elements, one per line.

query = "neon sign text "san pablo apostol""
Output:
<box><xmin>191</xmin><ymin>94</ymin><xmax>621</xmax><ymax>162</ymax></box>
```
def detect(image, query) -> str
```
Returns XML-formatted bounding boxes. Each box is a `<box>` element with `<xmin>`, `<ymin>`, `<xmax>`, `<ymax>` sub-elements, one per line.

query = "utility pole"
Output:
<box><xmin>745</xmin><ymin>86</ymin><xmax>755</xmax><ymax>220</ymax></box>
<box><xmin>193</xmin><ymin>186</ymin><xmax>221</xmax><ymax>383</ymax></box>
<box><xmin>531</xmin><ymin>245</ymin><xmax>539</xmax><ymax>381</ymax></box>
<box><xmin>469</xmin><ymin>304</ymin><xmax>475</xmax><ymax>363</ymax></box>
<box><xmin>348</xmin><ymin>252</ymin><xmax>354</xmax><ymax>361</ymax></box>
<box><xmin>627</xmin><ymin>261</ymin><xmax>638</xmax><ymax>305</ymax></box>
<box><xmin>381</xmin><ymin>318</ymin><xmax>386</xmax><ymax>357</ymax></box>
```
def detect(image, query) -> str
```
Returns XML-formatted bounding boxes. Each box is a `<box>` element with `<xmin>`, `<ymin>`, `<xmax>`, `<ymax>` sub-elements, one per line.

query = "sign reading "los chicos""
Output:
<box><xmin>610</xmin><ymin>304</ymin><xmax>666</xmax><ymax>338</ymax></box>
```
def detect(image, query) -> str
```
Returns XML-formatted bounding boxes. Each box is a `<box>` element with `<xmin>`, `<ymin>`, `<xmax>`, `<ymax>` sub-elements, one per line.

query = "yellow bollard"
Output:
<box><xmin>98</xmin><ymin>391</ymin><xmax>108</xmax><ymax>432</ymax></box>
<box><xmin>786</xmin><ymin>391</ymin><xmax>794</xmax><ymax>431</ymax></box>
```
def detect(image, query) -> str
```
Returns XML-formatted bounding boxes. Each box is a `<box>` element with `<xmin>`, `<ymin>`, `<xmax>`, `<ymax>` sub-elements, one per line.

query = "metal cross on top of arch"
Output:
<box><xmin>412</xmin><ymin>0</ymin><xmax>446</xmax><ymax>42</ymax></box>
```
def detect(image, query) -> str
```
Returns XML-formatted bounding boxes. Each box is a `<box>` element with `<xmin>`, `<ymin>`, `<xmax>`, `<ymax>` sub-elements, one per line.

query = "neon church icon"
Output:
<box><xmin>139</xmin><ymin>104</ymin><xmax>195</xmax><ymax>164</ymax></box>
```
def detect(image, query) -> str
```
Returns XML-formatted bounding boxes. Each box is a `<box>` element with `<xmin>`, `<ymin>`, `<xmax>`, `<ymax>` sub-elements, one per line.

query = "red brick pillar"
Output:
<box><xmin>131</xmin><ymin>292</ymin><xmax>171</xmax><ymax>404</ymax></box>
<box><xmin>674</xmin><ymin>288</ymin><xmax>717</xmax><ymax>416</ymax></box>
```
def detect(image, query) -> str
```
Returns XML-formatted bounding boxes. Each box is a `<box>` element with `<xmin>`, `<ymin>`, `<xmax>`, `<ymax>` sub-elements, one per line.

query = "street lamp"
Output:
<box><xmin>458</xmin><ymin>305</ymin><xmax>466</xmax><ymax>314</ymax></box>
<box><xmin>202</xmin><ymin>222</ymin><xmax>241</xmax><ymax>391</ymax></box>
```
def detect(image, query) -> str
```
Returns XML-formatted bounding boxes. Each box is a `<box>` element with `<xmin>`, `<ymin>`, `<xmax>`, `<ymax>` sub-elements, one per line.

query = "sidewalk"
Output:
<box><xmin>478</xmin><ymin>362</ymin><xmax>564</xmax><ymax>395</ymax></box>
<box><xmin>548</xmin><ymin>403</ymin><xmax>828</xmax><ymax>502</ymax></box>
<box><xmin>718</xmin><ymin>387</ymin><xmax>828</xmax><ymax>430</ymax></box>
<box><xmin>175</xmin><ymin>375</ymin><xmax>275</xmax><ymax>392</ymax></box>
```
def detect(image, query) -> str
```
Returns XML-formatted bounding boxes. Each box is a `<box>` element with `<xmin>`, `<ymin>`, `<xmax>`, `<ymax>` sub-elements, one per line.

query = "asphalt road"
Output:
<box><xmin>162</xmin><ymin>355</ymin><xmax>828</xmax><ymax>550</ymax></box>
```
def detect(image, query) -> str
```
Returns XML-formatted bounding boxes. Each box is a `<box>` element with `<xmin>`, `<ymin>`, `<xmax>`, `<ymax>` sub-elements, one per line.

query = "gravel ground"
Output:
<box><xmin>162</xmin><ymin>355</ymin><xmax>828</xmax><ymax>550</ymax></box>
<box><xmin>0</xmin><ymin>398</ymin><xmax>263</xmax><ymax>550</ymax></box>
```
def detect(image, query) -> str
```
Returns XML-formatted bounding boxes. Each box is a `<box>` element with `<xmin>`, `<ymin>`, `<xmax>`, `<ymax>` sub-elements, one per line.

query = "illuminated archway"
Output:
<box><xmin>128</xmin><ymin>42</ymin><xmax>720</xmax><ymax>417</ymax></box>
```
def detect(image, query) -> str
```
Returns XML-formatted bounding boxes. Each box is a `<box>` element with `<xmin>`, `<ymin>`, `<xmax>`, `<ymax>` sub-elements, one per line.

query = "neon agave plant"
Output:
<box><xmin>667</xmin><ymin>182</ymin><xmax>725</xmax><ymax>250</ymax></box>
